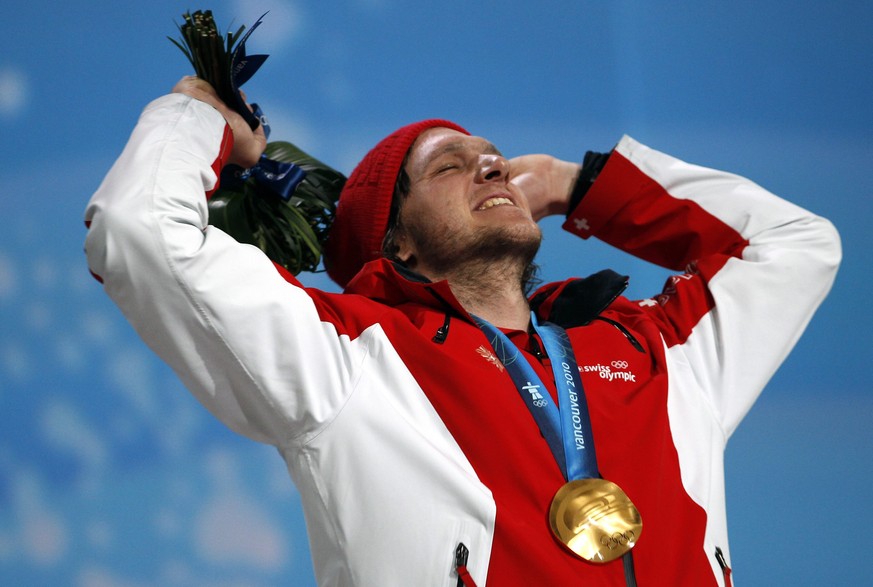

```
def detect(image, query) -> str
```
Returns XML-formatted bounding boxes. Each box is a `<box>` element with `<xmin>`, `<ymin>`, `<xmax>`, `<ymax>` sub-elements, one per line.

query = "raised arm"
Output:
<box><xmin>562</xmin><ymin>136</ymin><xmax>841</xmax><ymax>435</ymax></box>
<box><xmin>84</xmin><ymin>83</ymin><xmax>364</xmax><ymax>445</ymax></box>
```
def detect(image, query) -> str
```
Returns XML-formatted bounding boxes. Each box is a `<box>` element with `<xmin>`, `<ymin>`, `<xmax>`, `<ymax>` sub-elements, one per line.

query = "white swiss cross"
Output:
<box><xmin>639</xmin><ymin>298</ymin><xmax>658</xmax><ymax>307</ymax></box>
<box><xmin>573</xmin><ymin>217</ymin><xmax>590</xmax><ymax>232</ymax></box>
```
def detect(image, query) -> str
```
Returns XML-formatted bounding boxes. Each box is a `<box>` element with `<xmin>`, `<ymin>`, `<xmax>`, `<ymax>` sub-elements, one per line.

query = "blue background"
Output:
<box><xmin>1</xmin><ymin>1</ymin><xmax>870</xmax><ymax>585</ymax></box>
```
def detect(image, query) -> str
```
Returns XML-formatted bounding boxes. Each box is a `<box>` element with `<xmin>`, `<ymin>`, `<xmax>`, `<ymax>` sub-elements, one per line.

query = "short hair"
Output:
<box><xmin>380</xmin><ymin>154</ymin><xmax>411</xmax><ymax>262</ymax></box>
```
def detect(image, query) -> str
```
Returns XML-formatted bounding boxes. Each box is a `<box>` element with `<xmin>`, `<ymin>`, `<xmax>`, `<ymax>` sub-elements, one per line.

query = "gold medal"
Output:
<box><xmin>549</xmin><ymin>478</ymin><xmax>642</xmax><ymax>563</ymax></box>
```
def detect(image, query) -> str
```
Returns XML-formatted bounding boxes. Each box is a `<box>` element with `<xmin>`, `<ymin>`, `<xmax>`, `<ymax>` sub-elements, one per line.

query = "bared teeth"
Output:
<box><xmin>478</xmin><ymin>197</ymin><xmax>513</xmax><ymax>210</ymax></box>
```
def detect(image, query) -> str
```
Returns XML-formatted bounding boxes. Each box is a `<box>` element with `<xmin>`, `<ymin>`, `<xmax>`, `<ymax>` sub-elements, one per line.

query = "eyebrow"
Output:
<box><xmin>422</xmin><ymin>140</ymin><xmax>503</xmax><ymax>168</ymax></box>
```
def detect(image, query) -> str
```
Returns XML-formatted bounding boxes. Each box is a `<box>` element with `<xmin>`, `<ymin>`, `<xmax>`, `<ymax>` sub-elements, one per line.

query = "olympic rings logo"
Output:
<box><xmin>611</xmin><ymin>360</ymin><xmax>628</xmax><ymax>369</ymax></box>
<box><xmin>600</xmin><ymin>530</ymin><xmax>636</xmax><ymax>549</ymax></box>
<box><xmin>533</xmin><ymin>399</ymin><xmax>548</xmax><ymax>408</ymax></box>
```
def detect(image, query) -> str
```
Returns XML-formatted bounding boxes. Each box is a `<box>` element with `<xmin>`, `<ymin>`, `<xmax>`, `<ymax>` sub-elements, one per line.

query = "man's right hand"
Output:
<box><xmin>172</xmin><ymin>76</ymin><xmax>267</xmax><ymax>169</ymax></box>
<box><xmin>509</xmin><ymin>155</ymin><xmax>580</xmax><ymax>221</ymax></box>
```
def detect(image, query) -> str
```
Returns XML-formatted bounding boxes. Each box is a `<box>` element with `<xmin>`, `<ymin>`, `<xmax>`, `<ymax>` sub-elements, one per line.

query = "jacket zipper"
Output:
<box><xmin>593</xmin><ymin>316</ymin><xmax>645</xmax><ymax>353</ymax></box>
<box><xmin>715</xmin><ymin>546</ymin><xmax>733</xmax><ymax>587</ymax></box>
<box><xmin>454</xmin><ymin>543</ymin><xmax>477</xmax><ymax>587</ymax></box>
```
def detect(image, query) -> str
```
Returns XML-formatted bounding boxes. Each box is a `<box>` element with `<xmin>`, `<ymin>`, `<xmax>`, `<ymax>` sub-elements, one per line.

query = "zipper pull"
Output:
<box><xmin>433</xmin><ymin>314</ymin><xmax>450</xmax><ymax>344</ymax></box>
<box><xmin>455</xmin><ymin>543</ymin><xmax>477</xmax><ymax>587</ymax></box>
<box><xmin>715</xmin><ymin>546</ymin><xmax>733</xmax><ymax>587</ymax></box>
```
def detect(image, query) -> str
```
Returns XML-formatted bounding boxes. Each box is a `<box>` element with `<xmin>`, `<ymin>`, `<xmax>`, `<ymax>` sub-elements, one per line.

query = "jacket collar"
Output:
<box><xmin>344</xmin><ymin>258</ymin><xmax>470</xmax><ymax>317</ymax></box>
<box><xmin>344</xmin><ymin>258</ymin><xmax>629</xmax><ymax>329</ymax></box>
<box><xmin>529</xmin><ymin>269</ymin><xmax>629</xmax><ymax>328</ymax></box>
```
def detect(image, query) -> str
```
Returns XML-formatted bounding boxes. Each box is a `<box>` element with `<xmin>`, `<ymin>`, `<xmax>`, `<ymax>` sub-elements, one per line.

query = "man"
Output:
<box><xmin>85</xmin><ymin>77</ymin><xmax>840</xmax><ymax>586</ymax></box>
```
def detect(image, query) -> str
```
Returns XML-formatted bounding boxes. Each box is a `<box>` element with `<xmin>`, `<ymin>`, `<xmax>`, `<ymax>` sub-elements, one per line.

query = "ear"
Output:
<box><xmin>394</xmin><ymin>230</ymin><xmax>416</xmax><ymax>265</ymax></box>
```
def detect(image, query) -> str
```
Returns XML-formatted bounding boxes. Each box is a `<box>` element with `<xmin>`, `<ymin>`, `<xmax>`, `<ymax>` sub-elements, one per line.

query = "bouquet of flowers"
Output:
<box><xmin>170</xmin><ymin>10</ymin><xmax>346</xmax><ymax>275</ymax></box>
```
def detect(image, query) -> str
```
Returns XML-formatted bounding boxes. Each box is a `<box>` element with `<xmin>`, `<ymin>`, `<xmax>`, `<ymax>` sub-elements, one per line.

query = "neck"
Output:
<box><xmin>424</xmin><ymin>257</ymin><xmax>532</xmax><ymax>331</ymax></box>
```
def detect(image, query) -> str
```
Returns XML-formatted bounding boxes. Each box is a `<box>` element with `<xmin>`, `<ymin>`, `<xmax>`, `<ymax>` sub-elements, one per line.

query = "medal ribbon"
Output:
<box><xmin>473</xmin><ymin>312</ymin><xmax>599</xmax><ymax>481</ymax></box>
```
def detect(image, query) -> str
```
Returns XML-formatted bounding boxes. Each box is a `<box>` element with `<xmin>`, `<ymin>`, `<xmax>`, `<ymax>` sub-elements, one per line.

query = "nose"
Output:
<box><xmin>475</xmin><ymin>154</ymin><xmax>510</xmax><ymax>183</ymax></box>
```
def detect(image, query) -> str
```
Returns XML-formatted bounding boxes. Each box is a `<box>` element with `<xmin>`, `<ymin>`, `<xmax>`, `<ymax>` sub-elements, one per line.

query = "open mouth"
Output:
<box><xmin>477</xmin><ymin>196</ymin><xmax>515</xmax><ymax>211</ymax></box>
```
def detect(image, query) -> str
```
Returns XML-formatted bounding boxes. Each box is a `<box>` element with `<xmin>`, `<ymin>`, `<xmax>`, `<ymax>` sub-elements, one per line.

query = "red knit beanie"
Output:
<box><xmin>324</xmin><ymin>119</ymin><xmax>469</xmax><ymax>288</ymax></box>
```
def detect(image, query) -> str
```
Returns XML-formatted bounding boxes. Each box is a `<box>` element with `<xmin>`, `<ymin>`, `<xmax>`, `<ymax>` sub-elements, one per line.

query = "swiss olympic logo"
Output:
<box><xmin>580</xmin><ymin>360</ymin><xmax>637</xmax><ymax>383</ymax></box>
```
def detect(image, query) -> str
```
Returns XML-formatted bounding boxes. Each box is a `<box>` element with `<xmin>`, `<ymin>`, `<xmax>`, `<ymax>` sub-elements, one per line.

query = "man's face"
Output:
<box><xmin>394</xmin><ymin>127</ymin><xmax>542</xmax><ymax>278</ymax></box>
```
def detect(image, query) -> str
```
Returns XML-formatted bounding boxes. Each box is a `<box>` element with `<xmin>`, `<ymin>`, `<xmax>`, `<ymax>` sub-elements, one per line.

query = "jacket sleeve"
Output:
<box><xmin>563</xmin><ymin>135</ymin><xmax>841</xmax><ymax>437</ymax></box>
<box><xmin>84</xmin><ymin>94</ymin><xmax>366</xmax><ymax>445</ymax></box>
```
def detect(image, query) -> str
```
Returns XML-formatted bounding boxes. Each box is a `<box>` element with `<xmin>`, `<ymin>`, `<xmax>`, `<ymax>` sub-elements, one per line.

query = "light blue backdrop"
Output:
<box><xmin>1</xmin><ymin>1</ymin><xmax>870</xmax><ymax>585</ymax></box>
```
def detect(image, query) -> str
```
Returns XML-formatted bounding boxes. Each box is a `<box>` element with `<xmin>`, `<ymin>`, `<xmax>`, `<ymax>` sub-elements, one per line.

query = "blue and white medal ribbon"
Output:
<box><xmin>472</xmin><ymin>312</ymin><xmax>598</xmax><ymax>481</ymax></box>
<box><xmin>473</xmin><ymin>311</ymin><xmax>642</xmax><ymax>564</ymax></box>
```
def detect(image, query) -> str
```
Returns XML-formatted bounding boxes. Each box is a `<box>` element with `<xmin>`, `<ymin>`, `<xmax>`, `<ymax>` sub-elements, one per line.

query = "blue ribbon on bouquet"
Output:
<box><xmin>220</xmin><ymin>102</ymin><xmax>308</xmax><ymax>202</ymax></box>
<box><xmin>229</xmin><ymin>12</ymin><xmax>270</xmax><ymax>131</ymax></box>
<box><xmin>222</xmin><ymin>15</ymin><xmax>308</xmax><ymax>202</ymax></box>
